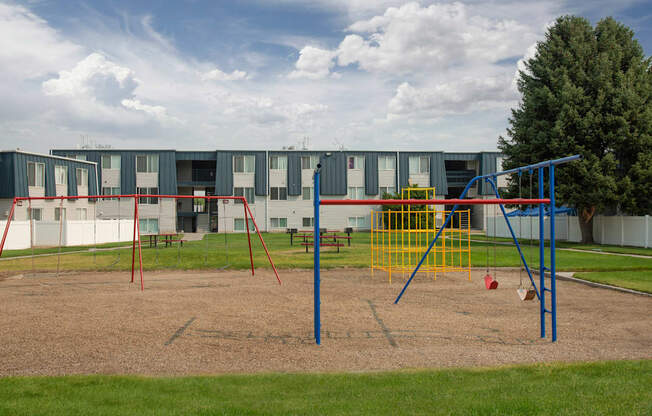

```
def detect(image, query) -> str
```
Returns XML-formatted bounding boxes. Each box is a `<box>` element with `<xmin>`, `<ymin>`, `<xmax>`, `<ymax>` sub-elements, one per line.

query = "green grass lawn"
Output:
<box><xmin>470</xmin><ymin>234</ymin><xmax>652</xmax><ymax>257</ymax></box>
<box><xmin>574</xmin><ymin>270</ymin><xmax>652</xmax><ymax>294</ymax></box>
<box><xmin>2</xmin><ymin>231</ymin><xmax>651</xmax><ymax>292</ymax></box>
<box><xmin>0</xmin><ymin>360</ymin><xmax>649</xmax><ymax>415</ymax></box>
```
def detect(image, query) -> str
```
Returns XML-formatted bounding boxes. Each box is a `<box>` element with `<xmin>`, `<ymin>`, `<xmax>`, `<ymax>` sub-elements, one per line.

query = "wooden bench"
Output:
<box><xmin>300</xmin><ymin>242</ymin><xmax>345</xmax><ymax>253</ymax></box>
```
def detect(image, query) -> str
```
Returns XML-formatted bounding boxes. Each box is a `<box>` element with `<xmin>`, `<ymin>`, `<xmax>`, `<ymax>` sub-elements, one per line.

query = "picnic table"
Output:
<box><xmin>288</xmin><ymin>228</ymin><xmax>353</xmax><ymax>247</ymax></box>
<box><xmin>145</xmin><ymin>233</ymin><xmax>187</xmax><ymax>248</ymax></box>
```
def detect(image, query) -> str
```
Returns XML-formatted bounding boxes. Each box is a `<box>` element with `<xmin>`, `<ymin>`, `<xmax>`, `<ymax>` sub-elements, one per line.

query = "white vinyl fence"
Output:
<box><xmin>486</xmin><ymin>215</ymin><xmax>651</xmax><ymax>248</ymax></box>
<box><xmin>0</xmin><ymin>219</ymin><xmax>135</xmax><ymax>250</ymax></box>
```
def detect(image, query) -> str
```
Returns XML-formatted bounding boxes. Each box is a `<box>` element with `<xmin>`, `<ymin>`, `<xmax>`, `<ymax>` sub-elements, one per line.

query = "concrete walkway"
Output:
<box><xmin>181</xmin><ymin>233</ymin><xmax>205</xmax><ymax>242</ymax></box>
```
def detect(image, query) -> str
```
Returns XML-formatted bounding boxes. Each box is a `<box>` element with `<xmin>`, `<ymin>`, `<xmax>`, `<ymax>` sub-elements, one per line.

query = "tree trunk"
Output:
<box><xmin>579</xmin><ymin>207</ymin><xmax>595</xmax><ymax>244</ymax></box>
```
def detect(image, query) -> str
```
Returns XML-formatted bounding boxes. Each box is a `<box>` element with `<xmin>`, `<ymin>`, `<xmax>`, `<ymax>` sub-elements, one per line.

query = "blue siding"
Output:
<box><xmin>0</xmin><ymin>153</ymin><xmax>16</xmax><ymax>198</ymax></box>
<box><xmin>176</xmin><ymin>151</ymin><xmax>216</xmax><ymax>161</ymax></box>
<box><xmin>287</xmin><ymin>153</ymin><xmax>302</xmax><ymax>196</ymax></box>
<box><xmin>215</xmin><ymin>151</ymin><xmax>233</xmax><ymax>196</ymax></box>
<box><xmin>364</xmin><ymin>153</ymin><xmax>378</xmax><ymax>195</ymax></box>
<box><xmin>398</xmin><ymin>153</ymin><xmax>410</xmax><ymax>191</ymax></box>
<box><xmin>255</xmin><ymin>152</ymin><xmax>267</xmax><ymax>196</ymax></box>
<box><xmin>430</xmin><ymin>152</ymin><xmax>448</xmax><ymax>195</ymax></box>
<box><xmin>480</xmin><ymin>152</ymin><xmax>498</xmax><ymax>195</ymax></box>
<box><xmin>158</xmin><ymin>151</ymin><xmax>177</xmax><ymax>194</ymax></box>
<box><xmin>319</xmin><ymin>152</ymin><xmax>347</xmax><ymax>195</ymax></box>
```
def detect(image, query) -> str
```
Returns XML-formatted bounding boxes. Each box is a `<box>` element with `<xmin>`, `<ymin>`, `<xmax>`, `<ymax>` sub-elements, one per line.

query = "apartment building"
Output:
<box><xmin>49</xmin><ymin>149</ymin><xmax>502</xmax><ymax>233</ymax></box>
<box><xmin>0</xmin><ymin>150</ymin><xmax>99</xmax><ymax>224</ymax></box>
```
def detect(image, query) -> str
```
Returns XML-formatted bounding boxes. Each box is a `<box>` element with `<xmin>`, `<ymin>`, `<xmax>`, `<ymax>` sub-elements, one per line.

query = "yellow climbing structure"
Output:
<box><xmin>370</xmin><ymin>187</ymin><xmax>471</xmax><ymax>283</ymax></box>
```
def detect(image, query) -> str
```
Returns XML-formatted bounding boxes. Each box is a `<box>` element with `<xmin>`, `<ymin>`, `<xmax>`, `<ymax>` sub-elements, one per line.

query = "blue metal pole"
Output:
<box><xmin>550</xmin><ymin>164</ymin><xmax>557</xmax><ymax>342</ymax></box>
<box><xmin>485</xmin><ymin>177</ymin><xmax>540</xmax><ymax>299</ymax></box>
<box><xmin>313</xmin><ymin>170</ymin><xmax>321</xmax><ymax>345</ymax></box>
<box><xmin>538</xmin><ymin>167</ymin><xmax>545</xmax><ymax>339</ymax></box>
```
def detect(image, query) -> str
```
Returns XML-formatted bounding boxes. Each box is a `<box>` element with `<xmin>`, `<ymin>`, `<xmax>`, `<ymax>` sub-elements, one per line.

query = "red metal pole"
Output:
<box><xmin>243</xmin><ymin>199</ymin><xmax>254</xmax><ymax>276</ymax></box>
<box><xmin>131</xmin><ymin>196</ymin><xmax>137</xmax><ymax>283</ymax></box>
<box><xmin>136</xmin><ymin>197</ymin><xmax>144</xmax><ymax>291</ymax></box>
<box><xmin>245</xmin><ymin>202</ymin><xmax>281</xmax><ymax>285</ymax></box>
<box><xmin>0</xmin><ymin>198</ymin><xmax>17</xmax><ymax>258</ymax></box>
<box><xmin>320</xmin><ymin>198</ymin><xmax>550</xmax><ymax>206</ymax></box>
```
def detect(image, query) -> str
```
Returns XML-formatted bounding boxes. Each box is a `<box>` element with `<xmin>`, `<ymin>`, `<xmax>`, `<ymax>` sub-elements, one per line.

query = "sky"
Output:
<box><xmin>1</xmin><ymin>0</ymin><xmax>650</xmax><ymax>153</ymax></box>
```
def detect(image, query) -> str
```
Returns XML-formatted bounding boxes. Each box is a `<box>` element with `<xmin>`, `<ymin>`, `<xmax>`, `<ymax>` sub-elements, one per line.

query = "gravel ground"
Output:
<box><xmin>0</xmin><ymin>268</ymin><xmax>650</xmax><ymax>376</ymax></box>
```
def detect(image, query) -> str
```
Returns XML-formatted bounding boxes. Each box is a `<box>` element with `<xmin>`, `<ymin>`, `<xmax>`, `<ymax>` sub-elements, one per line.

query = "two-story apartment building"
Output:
<box><xmin>49</xmin><ymin>149</ymin><xmax>502</xmax><ymax>233</ymax></box>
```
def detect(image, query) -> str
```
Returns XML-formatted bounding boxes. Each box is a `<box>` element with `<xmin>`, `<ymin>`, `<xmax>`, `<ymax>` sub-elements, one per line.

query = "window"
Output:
<box><xmin>233</xmin><ymin>155</ymin><xmax>255</xmax><ymax>173</ymax></box>
<box><xmin>27</xmin><ymin>162</ymin><xmax>45</xmax><ymax>187</ymax></box>
<box><xmin>234</xmin><ymin>187</ymin><xmax>255</xmax><ymax>204</ymax></box>
<box><xmin>139</xmin><ymin>218</ymin><xmax>159</xmax><ymax>234</ymax></box>
<box><xmin>347</xmin><ymin>186</ymin><xmax>365</xmax><ymax>200</ymax></box>
<box><xmin>76</xmin><ymin>208</ymin><xmax>88</xmax><ymax>220</ymax></box>
<box><xmin>270</xmin><ymin>217</ymin><xmax>287</xmax><ymax>228</ymax></box>
<box><xmin>67</xmin><ymin>154</ymin><xmax>87</xmax><ymax>161</ymax></box>
<box><xmin>29</xmin><ymin>208</ymin><xmax>42</xmax><ymax>221</ymax></box>
<box><xmin>348</xmin><ymin>216</ymin><xmax>366</xmax><ymax>228</ymax></box>
<box><xmin>76</xmin><ymin>168</ymin><xmax>88</xmax><ymax>186</ymax></box>
<box><xmin>302</xmin><ymin>217</ymin><xmax>314</xmax><ymax>227</ymax></box>
<box><xmin>379</xmin><ymin>156</ymin><xmax>396</xmax><ymax>170</ymax></box>
<box><xmin>136</xmin><ymin>155</ymin><xmax>158</xmax><ymax>173</ymax></box>
<box><xmin>301</xmin><ymin>156</ymin><xmax>319</xmax><ymax>170</ymax></box>
<box><xmin>234</xmin><ymin>218</ymin><xmax>256</xmax><ymax>232</ymax></box>
<box><xmin>302</xmin><ymin>187</ymin><xmax>313</xmax><ymax>200</ymax></box>
<box><xmin>409</xmin><ymin>156</ymin><xmax>430</xmax><ymax>174</ymax></box>
<box><xmin>269</xmin><ymin>155</ymin><xmax>287</xmax><ymax>170</ymax></box>
<box><xmin>55</xmin><ymin>165</ymin><xmax>67</xmax><ymax>185</ymax></box>
<box><xmin>102</xmin><ymin>155</ymin><xmax>121</xmax><ymax>170</ymax></box>
<box><xmin>102</xmin><ymin>187</ymin><xmax>121</xmax><ymax>200</ymax></box>
<box><xmin>348</xmin><ymin>155</ymin><xmax>364</xmax><ymax>170</ymax></box>
<box><xmin>138</xmin><ymin>187</ymin><xmax>158</xmax><ymax>204</ymax></box>
<box><xmin>54</xmin><ymin>207</ymin><xmax>66</xmax><ymax>221</ymax></box>
<box><xmin>380</xmin><ymin>186</ymin><xmax>395</xmax><ymax>196</ymax></box>
<box><xmin>270</xmin><ymin>187</ymin><xmax>287</xmax><ymax>200</ymax></box>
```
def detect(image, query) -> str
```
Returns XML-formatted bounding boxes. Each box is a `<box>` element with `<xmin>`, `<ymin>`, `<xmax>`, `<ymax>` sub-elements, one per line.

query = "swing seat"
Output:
<box><xmin>484</xmin><ymin>274</ymin><xmax>498</xmax><ymax>290</ymax></box>
<box><xmin>517</xmin><ymin>288</ymin><xmax>536</xmax><ymax>301</ymax></box>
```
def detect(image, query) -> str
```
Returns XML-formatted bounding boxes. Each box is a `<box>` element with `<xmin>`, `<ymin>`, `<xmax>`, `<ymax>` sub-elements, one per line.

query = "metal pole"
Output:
<box><xmin>0</xmin><ymin>198</ymin><xmax>17</xmax><ymax>258</ymax></box>
<box><xmin>313</xmin><ymin>169</ymin><xmax>321</xmax><ymax>345</ymax></box>
<box><xmin>244</xmin><ymin>199</ymin><xmax>254</xmax><ymax>276</ymax></box>
<box><xmin>550</xmin><ymin>164</ymin><xmax>557</xmax><ymax>342</ymax></box>
<box><xmin>538</xmin><ymin>168</ymin><xmax>545</xmax><ymax>339</ymax></box>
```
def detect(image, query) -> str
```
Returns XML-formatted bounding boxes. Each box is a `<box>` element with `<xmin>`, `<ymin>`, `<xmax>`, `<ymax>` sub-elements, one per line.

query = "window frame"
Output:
<box><xmin>347</xmin><ymin>186</ymin><xmax>365</xmax><ymax>200</ymax></box>
<box><xmin>234</xmin><ymin>187</ymin><xmax>255</xmax><ymax>204</ymax></box>
<box><xmin>76</xmin><ymin>207</ymin><xmax>88</xmax><ymax>220</ymax></box>
<box><xmin>27</xmin><ymin>162</ymin><xmax>45</xmax><ymax>187</ymax></box>
<box><xmin>137</xmin><ymin>187</ymin><xmax>159</xmax><ymax>205</ymax></box>
<box><xmin>29</xmin><ymin>208</ymin><xmax>42</xmax><ymax>221</ymax></box>
<box><xmin>270</xmin><ymin>187</ymin><xmax>288</xmax><ymax>201</ymax></box>
<box><xmin>76</xmin><ymin>168</ymin><xmax>88</xmax><ymax>187</ymax></box>
<box><xmin>270</xmin><ymin>217</ymin><xmax>288</xmax><ymax>228</ymax></box>
<box><xmin>378</xmin><ymin>156</ymin><xmax>396</xmax><ymax>170</ymax></box>
<box><xmin>136</xmin><ymin>154</ymin><xmax>159</xmax><ymax>173</ymax></box>
<box><xmin>233</xmin><ymin>155</ymin><xmax>255</xmax><ymax>173</ymax></box>
<box><xmin>102</xmin><ymin>154</ymin><xmax>121</xmax><ymax>170</ymax></box>
<box><xmin>302</xmin><ymin>217</ymin><xmax>314</xmax><ymax>228</ymax></box>
<box><xmin>301</xmin><ymin>155</ymin><xmax>319</xmax><ymax>170</ymax></box>
<box><xmin>54</xmin><ymin>207</ymin><xmax>66</xmax><ymax>221</ymax></box>
<box><xmin>302</xmin><ymin>187</ymin><xmax>313</xmax><ymax>200</ymax></box>
<box><xmin>54</xmin><ymin>165</ymin><xmax>68</xmax><ymax>186</ymax></box>
<box><xmin>347</xmin><ymin>155</ymin><xmax>364</xmax><ymax>170</ymax></box>
<box><xmin>269</xmin><ymin>155</ymin><xmax>288</xmax><ymax>170</ymax></box>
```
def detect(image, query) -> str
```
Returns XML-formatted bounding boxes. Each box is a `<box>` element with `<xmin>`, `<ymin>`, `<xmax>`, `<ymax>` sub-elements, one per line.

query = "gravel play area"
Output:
<box><xmin>0</xmin><ymin>268</ymin><xmax>650</xmax><ymax>376</ymax></box>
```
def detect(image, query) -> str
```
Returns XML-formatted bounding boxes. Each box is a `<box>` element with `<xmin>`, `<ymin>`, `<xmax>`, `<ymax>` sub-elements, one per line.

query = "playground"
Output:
<box><xmin>1</xmin><ymin>267</ymin><xmax>650</xmax><ymax>376</ymax></box>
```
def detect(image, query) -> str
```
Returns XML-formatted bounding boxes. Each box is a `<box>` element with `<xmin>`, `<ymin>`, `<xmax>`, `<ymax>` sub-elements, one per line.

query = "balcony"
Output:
<box><xmin>178</xmin><ymin>168</ymin><xmax>216</xmax><ymax>187</ymax></box>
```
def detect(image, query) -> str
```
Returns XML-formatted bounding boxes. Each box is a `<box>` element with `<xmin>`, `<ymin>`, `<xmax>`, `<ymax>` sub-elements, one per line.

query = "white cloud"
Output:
<box><xmin>0</xmin><ymin>3</ymin><xmax>82</xmax><ymax>79</ymax></box>
<box><xmin>201</xmin><ymin>68</ymin><xmax>249</xmax><ymax>81</ymax></box>
<box><xmin>288</xmin><ymin>46</ymin><xmax>337</xmax><ymax>79</ymax></box>
<box><xmin>336</xmin><ymin>2</ymin><xmax>537</xmax><ymax>75</ymax></box>
<box><xmin>43</xmin><ymin>53</ymin><xmax>138</xmax><ymax>104</ymax></box>
<box><xmin>388</xmin><ymin>76</ymin><xmax>518</xmax><ymax>119</ymax></box>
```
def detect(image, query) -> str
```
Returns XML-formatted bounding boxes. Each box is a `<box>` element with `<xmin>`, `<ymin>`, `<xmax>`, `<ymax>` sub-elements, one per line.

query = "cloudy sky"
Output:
<box><xmin>1</xmin><ymin>0</ymin><xmax>650</xmax><ymax>153</ymax></box>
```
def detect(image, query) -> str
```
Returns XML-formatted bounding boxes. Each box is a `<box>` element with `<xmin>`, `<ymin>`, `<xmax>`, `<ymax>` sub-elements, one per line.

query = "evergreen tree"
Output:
<box><xmin>499</xmin><ymin>16</ymin><xmax>652</xmax><ymax>243</ymax></box>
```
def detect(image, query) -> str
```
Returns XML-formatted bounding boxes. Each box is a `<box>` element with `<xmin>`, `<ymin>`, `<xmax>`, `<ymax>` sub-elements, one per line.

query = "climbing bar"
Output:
<box><xmin>320</xmin><ymin>198</ymin><xmax>550</xmax><ymax>206</ymax></box>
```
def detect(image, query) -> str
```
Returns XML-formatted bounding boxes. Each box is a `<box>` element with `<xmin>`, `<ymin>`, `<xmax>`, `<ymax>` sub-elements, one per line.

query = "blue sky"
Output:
<box><xmin>1</xmin><ymin>0</ymin><xmax>650</xmax><ymax>153</ymax></box>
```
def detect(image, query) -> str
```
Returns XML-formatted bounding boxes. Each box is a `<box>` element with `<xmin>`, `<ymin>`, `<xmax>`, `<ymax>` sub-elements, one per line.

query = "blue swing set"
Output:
<box><xmin>312</xmin><ymin>154</ymin><xmax>581</xmax><ymax>345</ymax></box>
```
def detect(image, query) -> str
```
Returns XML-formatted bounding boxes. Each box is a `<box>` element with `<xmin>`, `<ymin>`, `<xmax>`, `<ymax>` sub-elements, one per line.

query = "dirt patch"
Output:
<box><xmin>0</xmin><ymin>268</ymin><xmax>650</xmax><ymax>376</ymax></box>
